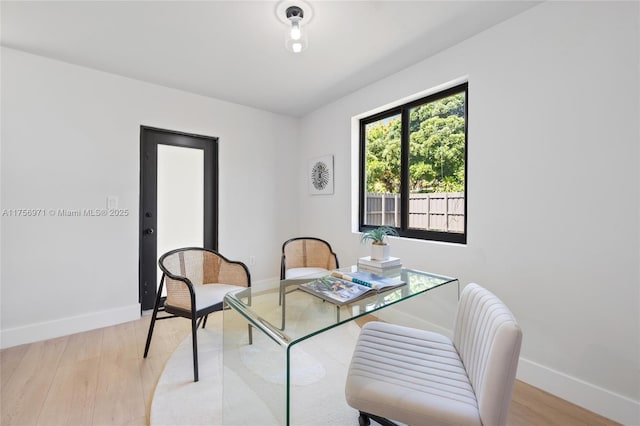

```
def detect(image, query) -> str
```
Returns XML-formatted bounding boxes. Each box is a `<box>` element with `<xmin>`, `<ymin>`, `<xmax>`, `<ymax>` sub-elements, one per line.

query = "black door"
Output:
<box><xmin>139</xmin><ymin>126</ymin><xmax>218</xmax><ymax>310</ymax></box>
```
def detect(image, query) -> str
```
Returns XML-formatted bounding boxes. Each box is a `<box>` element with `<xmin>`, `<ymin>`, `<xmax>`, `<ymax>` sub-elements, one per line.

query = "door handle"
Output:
<box><xmin>144</xmin><ymin>228</ymin><xmax>155</xmax><ymax>235</ymax></box>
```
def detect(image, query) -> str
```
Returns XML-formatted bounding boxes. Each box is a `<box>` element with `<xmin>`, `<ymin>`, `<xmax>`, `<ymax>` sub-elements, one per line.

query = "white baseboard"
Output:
<box><xmin>251</xmin><ymin>276</ymin><xmax>279</xmax><ymax>293</ymax></box>
<box><xmin>377</xmin><ymin>310</ymin><xmax>639</xmax><ymax>425</ymax></box>
<box><xmin>517</xmin><ymin>358</ymin><xmax>640</xmax><ymax>425</ymax></box>
<box><xmin>0</xmin><ymin>304</ymin><xmax>141</xmax><ymax>349</ymax></box>
<box><xmin>0</xmin><ymin>277</ymin><xmax>281</xmax><ymax>350</ymax></box>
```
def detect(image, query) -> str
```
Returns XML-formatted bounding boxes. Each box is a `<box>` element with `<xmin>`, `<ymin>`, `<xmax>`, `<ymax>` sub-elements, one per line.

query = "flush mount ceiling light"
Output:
<box><xmin>276</xmin><ymin>0</ymin><xmax>313</xmax><ymax>54</ymax></box>
<box><xmin>284</xmin><ymin>5</ymin><xmax>308</xmax><ymax>53</ymax></box>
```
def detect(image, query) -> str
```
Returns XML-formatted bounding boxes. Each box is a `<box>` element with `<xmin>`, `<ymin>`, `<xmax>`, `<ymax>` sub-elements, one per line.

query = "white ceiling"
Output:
<box><xmin>1</xmin><ymin>1</ymin><xmax>539</xmax><ymax>117</ymax></box>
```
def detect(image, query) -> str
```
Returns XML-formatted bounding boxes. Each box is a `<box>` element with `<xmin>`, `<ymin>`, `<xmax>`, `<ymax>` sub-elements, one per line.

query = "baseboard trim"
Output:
<box><xmin>517</xmin><ymin>358</ymin><xmax>639</xmax><ymax>425</ymax></box>
<box><xmin>251</xmin><ymin>276</ymin><xmax>279</xmax><ymax>293</ymax></box>
<box><xmin>0</xmin><ymin>304</ymin><xmax>141</xmax><ymax>349</ymax></box>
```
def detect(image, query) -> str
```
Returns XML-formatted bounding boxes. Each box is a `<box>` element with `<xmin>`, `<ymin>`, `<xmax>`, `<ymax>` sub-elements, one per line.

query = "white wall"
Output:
<box><xmin>0</xmin><ymin>47</ymin><xmax>299</xmax><ymax>347</ymax></box>
<box><xmin>298</xmin><ymin>2</ymin><xmax>639</xmax><ymax>424</ymax></box>
<box><xmin>1</xmin><ymin>2</ymin><xmax>638</xmax><ymax>423</ymax></box>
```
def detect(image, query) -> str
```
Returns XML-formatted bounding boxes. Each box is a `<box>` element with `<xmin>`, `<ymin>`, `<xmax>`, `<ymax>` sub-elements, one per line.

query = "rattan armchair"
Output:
<box><xmin>143</xmin><ymin>247</ymin><xmax>251</xmax><ymax>382</ymax></box>
<box><xmin>279</xmin><ymin>237</ymin><xmax>339</xmax><ymax>305</ymax></box>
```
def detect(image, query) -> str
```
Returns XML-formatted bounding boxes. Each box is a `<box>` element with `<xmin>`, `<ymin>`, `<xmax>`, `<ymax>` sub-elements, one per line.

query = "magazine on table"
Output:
<box><xmin>298</xmin><ymin>271</ymin><xmax>405</xmax><ymax>305</ymax></box>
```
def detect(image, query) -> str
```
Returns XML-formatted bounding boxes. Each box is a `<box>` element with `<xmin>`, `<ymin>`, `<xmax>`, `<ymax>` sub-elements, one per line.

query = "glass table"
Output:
<box><xmin>222</xmin><ymin>266</ymin><xmax>458</xmax><ymax>425</ymax></box>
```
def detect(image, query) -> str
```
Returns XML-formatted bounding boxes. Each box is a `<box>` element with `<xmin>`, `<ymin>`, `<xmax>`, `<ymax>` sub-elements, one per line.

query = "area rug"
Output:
<box><xmin>150</xmin><ymin>310</ymin><xmax>363</xmax><ymax>425</ymax></box>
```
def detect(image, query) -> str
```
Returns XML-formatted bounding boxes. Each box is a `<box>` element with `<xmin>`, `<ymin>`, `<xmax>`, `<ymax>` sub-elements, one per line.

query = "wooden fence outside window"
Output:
<box><xmin>365</xmin><ymin>192</ymin><xmax>465</xmax><ymax>233</ymax></box>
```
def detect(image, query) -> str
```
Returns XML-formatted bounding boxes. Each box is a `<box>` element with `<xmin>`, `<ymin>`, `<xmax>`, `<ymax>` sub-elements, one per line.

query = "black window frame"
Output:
<box><xmin>358</xmin><ymin>82</ymin><xmax>468</xmax><ymax>244</ymax></box>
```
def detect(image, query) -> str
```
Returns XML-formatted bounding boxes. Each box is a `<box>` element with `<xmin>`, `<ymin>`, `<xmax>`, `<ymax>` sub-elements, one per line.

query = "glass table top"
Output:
<box><xmin>224</xmin><ymin>266</ymin><xmax>458</xmax><ymax>347</ymax></box>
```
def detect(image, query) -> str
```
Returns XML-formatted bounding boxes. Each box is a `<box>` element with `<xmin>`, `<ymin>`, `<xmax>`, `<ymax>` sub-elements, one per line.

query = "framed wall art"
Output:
<box><xmin>308</xmin><ymin>155</ymin><xmax>334</xmax><ymax>195</ymax></box>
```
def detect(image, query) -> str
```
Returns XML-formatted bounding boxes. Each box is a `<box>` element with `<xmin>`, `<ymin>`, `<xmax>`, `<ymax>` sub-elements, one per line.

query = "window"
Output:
<box><xmin>359</xmin><ymin>83</ymin><xmax>467</xmax><ymax>244</ymax></box>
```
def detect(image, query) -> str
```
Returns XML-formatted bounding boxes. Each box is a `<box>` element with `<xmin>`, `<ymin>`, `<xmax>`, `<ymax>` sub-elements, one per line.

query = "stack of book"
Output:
<box><xmin>357</xmin><ymin>256</ymin><xmax>402</xmax><ymax>274</ymax></box>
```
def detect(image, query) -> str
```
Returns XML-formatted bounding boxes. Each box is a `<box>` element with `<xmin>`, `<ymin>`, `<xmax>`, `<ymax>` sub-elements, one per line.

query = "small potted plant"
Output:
<box><xmin>360</xmin><ymin>226</ymin><xmax>399</xmax><ymax>261</ymax></box>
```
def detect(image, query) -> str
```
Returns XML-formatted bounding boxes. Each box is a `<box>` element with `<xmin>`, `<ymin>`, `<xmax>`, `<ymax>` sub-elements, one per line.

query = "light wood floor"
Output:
<box><xmin>1</xmin><ymin>315</ymin><xmax>619</xmax><ymax>426</ymax></box>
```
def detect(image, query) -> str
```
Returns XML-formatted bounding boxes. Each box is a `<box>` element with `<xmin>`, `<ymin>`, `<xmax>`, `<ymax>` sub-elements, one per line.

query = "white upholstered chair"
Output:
<box><xmin>345</xmin><ymin>283</ymin><xmax>522</xmax><ymax>426</ymax></box>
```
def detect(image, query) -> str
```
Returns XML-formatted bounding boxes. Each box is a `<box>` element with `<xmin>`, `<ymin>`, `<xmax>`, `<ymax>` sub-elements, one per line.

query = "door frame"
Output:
<box><xmin>139</xmin><ymin>125</ymin><xmax>218</xmax><ymax>310</ymax></box>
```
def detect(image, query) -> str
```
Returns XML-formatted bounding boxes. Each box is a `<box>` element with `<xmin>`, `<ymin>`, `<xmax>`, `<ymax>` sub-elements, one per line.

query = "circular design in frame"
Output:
<box><xmin>311</xmin><ymin>161</ymin><xmax>330</xmax><ymax>190</ymax></box>
<box><xmin>308</xmin><ymin>155</ymin><xmax>334</xmax><ymax>195</ymax></box>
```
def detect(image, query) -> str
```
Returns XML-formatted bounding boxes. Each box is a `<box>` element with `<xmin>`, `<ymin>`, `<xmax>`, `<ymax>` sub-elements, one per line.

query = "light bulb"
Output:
<box><xmin>290</xmin><ymin>21</ymin><xmax>301</xmax><ymax>40</ymax></box>
<box><xmin>284</xmin><ymin>5</ymin><xmax>307</xmax><ymax>53</ymax></box>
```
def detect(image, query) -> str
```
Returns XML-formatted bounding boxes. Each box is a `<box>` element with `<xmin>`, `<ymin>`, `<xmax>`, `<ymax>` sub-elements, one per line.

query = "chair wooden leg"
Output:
<box><xmin>191</xmin><ymin>316</ymin><xmax>199</xmax><ymax>382</ymax></box>
<box><xmin>143</xmin><ymin>279</ymin><xmax>164</xmax><ymax>358</ymax></box>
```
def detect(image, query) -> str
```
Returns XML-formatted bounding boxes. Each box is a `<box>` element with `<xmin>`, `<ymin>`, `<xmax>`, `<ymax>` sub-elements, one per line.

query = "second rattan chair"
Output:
<box><xmin>143</xmin><ymin>247</ymin><xmax>251</xmax><ymax>382</ymax></box>
<box><xmin>279</xmin><ymin>237</ymin><xmax>339</xmax><ymax>304</ymax></box>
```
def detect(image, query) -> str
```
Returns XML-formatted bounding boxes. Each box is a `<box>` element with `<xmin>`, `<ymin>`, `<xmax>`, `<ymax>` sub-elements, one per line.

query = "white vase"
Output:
<box><xmin>371</xmin><ymin>243</ymin><xmax>390</xmax><ymax>261</ymax></box>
